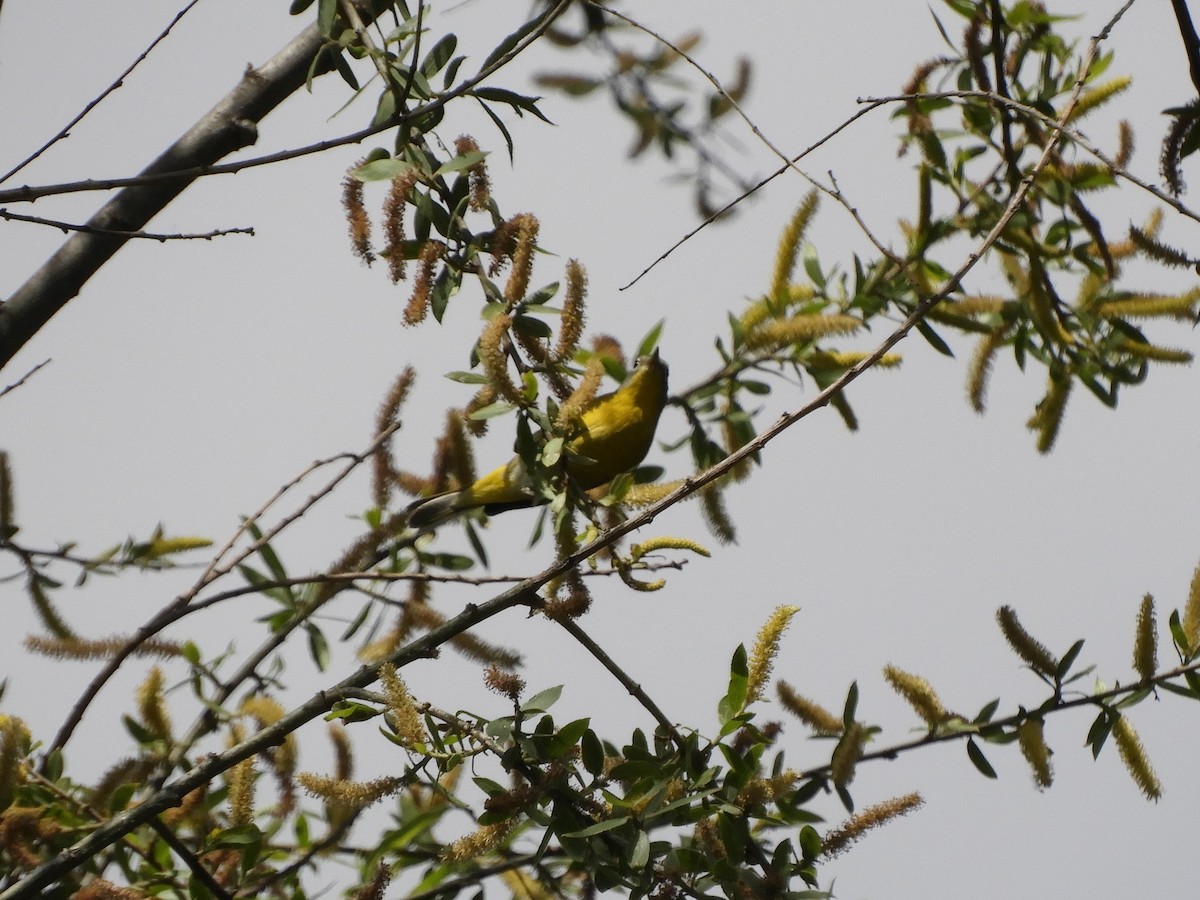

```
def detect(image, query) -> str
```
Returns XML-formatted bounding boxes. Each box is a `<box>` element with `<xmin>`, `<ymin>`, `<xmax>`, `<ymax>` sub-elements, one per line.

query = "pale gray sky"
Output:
<box><xmin>3</xmin><ymin>2</ymin><xmax>1199</xmax><ymax>898</ymax></box>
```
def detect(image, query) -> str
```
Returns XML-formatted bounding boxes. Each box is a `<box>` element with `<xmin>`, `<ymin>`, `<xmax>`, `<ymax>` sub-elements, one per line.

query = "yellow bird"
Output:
<box><xmin>407</xmin><ymin>350</ymin><xmax>669</xmax><ymax>528</ymax></box>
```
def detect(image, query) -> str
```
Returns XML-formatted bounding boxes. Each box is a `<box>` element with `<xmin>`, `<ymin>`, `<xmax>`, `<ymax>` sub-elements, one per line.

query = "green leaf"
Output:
<box><xmin>445</xmin><ymin>370</ymin><xmax>489</xmax><ymax>384</ymax></box>
<box><xmin>209</xmin><ymin>823</ymin><xmax>264</xmax><ymax>849</ymax></box>
<box><xmin>1086</xmin><ymin>710</ymin><xmax>1114</xmax><ymax>758</ymax></box>
<box><xmin>842</xmin><ymin>681</ymin><xmax>859</xmax><ymax>726</ymax></box>
<box><xmin>1168</xmin><ymin>609</ymin><xmax>1191</xmax><ymax>657</ymax></box>
<box><xmin>973</xmin><ymin>698</ymin><xmax>1001</xmax><ymax>724</ymax></box>
<box><xmin>564</xmin><ymin>817</ymin><xmax>630</xmax><ymax>838</ymax></box>
<box><xmin>629</xmin><ymin>830</ymin><xmax>650</xmax><ymax>868</ymax></box>
<box><xmin>411</xmin><ymin>189</ymin><xmax>451</xmax><ymax>239</ymax></box>
<box><xmin>477</xmin><ymin>97</ymin><xmax>516</xmax><ymax>162</ymax></box>
<box><xmin>966</xmin><ymin>738</ymin><xmax>998</xmax><ymax>778</ymax></box>
<box><xmin>717</xmin><ymin>645</ymin><xmax>749</xmax><ymax>723</ymax></box>
<box><xmin>523</xmin><ymin>685</ymin><xmax>563</xmax><ymax>713</ymax></box>
<box><xmin>305</xmin><ymin>623</ymin><xmax>330</xmax><ymax>671</ymax></box>
<box><xmin>481</xmin><ymin>13</ymin><xmax>551</xmax><ymax>71</ymax></box>
<box><xmin>352</xmin><ymin>158</ymin><xmax>417</xmax><ymax>183</ymax></box>
<box><xmin>915</xmin><ymin>318</ymin><xmax>955</xmax><ymax>357</ymax></box>
<box><xmin>471</xmin><ymin>87</ymin><xmax>553</xmax><ymax>124</ymax></box>
<box><xmin>325</xmin><ymin>701</ymin><xmax>380</xmax><ymax>723</ymax></box>
<box><xmin>443</xmin><ymin>54</ymin><xmax>467</xmax><ymax>90</ymax></box>
<box><xmin>636</xmin><ymin>320</ymin><xmax>666</xmax><ymax>360</ymax></box>
<box><xmin>581</xmin><ymin>729</ymin><xmax>606</xmax><ymax>776</ymax></box>
<box><xmin>420</xmin><ymin>34</ymin><xmax>458</xmax><ymax>77</ymax></box>
<box><xmin>317</xmin><ymin>0</ymin><xmax>337</xmax><ymax>37</ymax></box>
<box><xmin>422</xmin><ymin>552</ymin><xmax>474</xmax><ymax>571</ymax></box>
<box><xmin>468</xmin><ymin>401</ymin><xmax>518</xmax><ymax>421</ymax></box>
<box><xmin>514</xmin><ymin>315</ymin><xmax>553</xmax><ymax>338</ymax></box>
<box><xmin>435</xmin><ymin>150</ymin><xmax>488</xmax><ymax>177</ymax></box>
<box><xmin>430</xmin><ymin>266</ymin><xmax>460</xmax><ymax>323</ymax></box>
<box><xmin>542</xmin><ymin>437</ymin><xmax>564</xmax><ymax>467</ymax></box>
<box><xmin>1056</xmin><ymin>639</ymin><xmax>1085</xmax><ymax>681</ymax></box>
<box><xmin>802</xmin><ymin>244</ymin><xmax>824</xmax><ymax>287</ymax></box>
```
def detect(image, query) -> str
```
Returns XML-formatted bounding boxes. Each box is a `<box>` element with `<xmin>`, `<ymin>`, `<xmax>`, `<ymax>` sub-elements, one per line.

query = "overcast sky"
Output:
<box><xmin>3</xmin><ymin>2</ymin><xmax>1200</xmax><ymax>898</ymax></box>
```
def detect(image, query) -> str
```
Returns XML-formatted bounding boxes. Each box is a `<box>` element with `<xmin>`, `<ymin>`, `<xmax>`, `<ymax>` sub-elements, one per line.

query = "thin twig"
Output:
<box><xmin>555</xmin><ymin>615</ymin><xmax>686</xmax><ymax>749</ymax></box>
<box><xmin>0</xmin><ymin>358</ymin><xmax>50</xmax><ymax>399</ymax></box>
<box><xmin>147</xmin><ymin>817</ymin><xmax>231</xmax><ymax>900</ymax></box>
<box><xmin>0</xmin><ymin>0</ymin><xmax>204</xmax><ymax>184</ymax></box>
<box><xmin>622</xmin><ymin>2</ymin><xmax>1149</xmax><ymax>289</ymax></box>
<box><xmin>804</xmin><ymin>657</ymin><xmax>1200</xmax><ymax>779</ymax></box>
<box><xmin>0</xmin><ymin>0</ymin><xmax>566</xmax><ymax>208</ymax></box>
<box><xmin>183</xmin><ymin>558</ymin><xmax>687</xmax><ymax>614</ymax></box>
<box><xmin>0</xmin><ymin>207</ymin><xmax>254</xmax><ymax>241</ymax></box>
<box><xmin>45</xmin><ymin>424</ymin><xmax>402</xmax><ymax>762</ymax></box>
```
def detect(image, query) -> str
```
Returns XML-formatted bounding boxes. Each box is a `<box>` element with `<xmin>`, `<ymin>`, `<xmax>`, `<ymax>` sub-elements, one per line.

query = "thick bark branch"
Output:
<box><xmin>0</xmin><ymin>9</ymin><xmax>378</xmax><ymax>369</ymax></box>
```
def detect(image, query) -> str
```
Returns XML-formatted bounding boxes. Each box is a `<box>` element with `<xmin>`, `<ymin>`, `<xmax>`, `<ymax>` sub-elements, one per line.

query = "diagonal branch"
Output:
<box><xmin>0</xmin><ymin>10</ymin><xmax>356</xmax><ymax>369</ymax></box>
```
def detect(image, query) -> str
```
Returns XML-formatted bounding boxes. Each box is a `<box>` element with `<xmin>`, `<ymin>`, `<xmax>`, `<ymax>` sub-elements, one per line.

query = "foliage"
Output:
<box><xmin>2</xmin><ymin>1</ymin><xmax>1200</xmax><ymax>899</ymax></box>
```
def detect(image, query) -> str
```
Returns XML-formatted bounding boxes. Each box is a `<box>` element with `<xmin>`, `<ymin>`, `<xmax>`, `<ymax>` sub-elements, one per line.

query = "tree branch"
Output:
<box><xmin>0</xmin><ymin>3</ymin><xmax>379</xmax><ymax>370</ymax></box>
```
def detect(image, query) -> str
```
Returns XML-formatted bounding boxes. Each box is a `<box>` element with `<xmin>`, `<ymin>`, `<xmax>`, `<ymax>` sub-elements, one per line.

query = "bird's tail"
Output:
<box><xmin>405</xmin><ymin>491</ymin><xmax>464</xmax><ymax>529</ymax></box>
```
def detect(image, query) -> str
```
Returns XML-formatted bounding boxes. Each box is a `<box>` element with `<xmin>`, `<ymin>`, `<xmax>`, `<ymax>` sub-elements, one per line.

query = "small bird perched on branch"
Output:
<box><xmin>406</xmin><ymin>350</ymin><xmax>669</xmax><ymax>528</ymax></box>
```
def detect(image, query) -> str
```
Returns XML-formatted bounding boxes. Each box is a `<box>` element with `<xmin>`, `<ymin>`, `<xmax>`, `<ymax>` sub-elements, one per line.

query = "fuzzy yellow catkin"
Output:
<box><xmin>241</xmin><ymin>695</ymin><xmax>297</xmax><ymax>784</ymax></box>
<box><xmin>740</xmin><ymin>283</ymin><xmax>817</xmax><ymax>332</ymax></box>
<box><xmin>371</xmin><ymin>367</ymin><xmax>415</xmax><ymax>507</ymax></box>
<box><xmin>819</xmin><ymin>792</ymin><xmax>924</xmax><ymax>859</ymax></box>
<box><xmin>967</xmin><ymin>328</ymin><xmax>1008</xmax><ymax>414</ymax></box>
<box><xmin>1184</xmin><ymin>561</ymin><xmax>1200</xmax><ymax>654</ymax></box>
<box><xmin>743</xmin><ymin>314</ymin><xmax>862</xmax><ymax>352</ymax></box>
<box><xmin>1115</xmin><ymin>119</ymin><xmax>1134</xmax><ymax>168</ymax></box>
<box><xmin>226</xmin><ymin>757</ymin><xmax>256</xmax><ymax>826</ymax></box>
<box><xmin>404</xmin><ymin>239</ymin><xmax>445</xmax><ymax>326</ymax></box>
<box><xmin>769</xmin><ymin>191</ymin><xmax>819</xmax><ymax>302</ymax></box>
<box><xmin>500</xmin><ymin>869</ymin><xmax>553</xmax><ymax>900</ymax></box>
<box><xmin>621</xmin><ymin>479</ymin><xmax>686</xmax><ymax>508</ymax></box>
<box><xmin>70</xmin><ymin>879</ymin><xmax>149</xmax><ymax>900</ymax></box>
<box><xmin>136</xmin><ymin>666</ymin><xmax>172</xmax><ymax>741</ymax></box>
<box><xmin>445</xmin><ymin>412</ymin><xmax>477</xmax><ymax>490</ymax></box>
<box><xmin>24</xmin><ymin>635</ymin><xmax>180</xmax><ymax>660</ymax></box>
<box><xmin>1017</xmin><ymin>718</ymin><xmax>1053</xmax><ymax>789</ymax></box>
<box><xmin>1027</xmin><ymin>372</ymin><xmax>1072</xmax><ymax>455</ymax></box>
<box><xmin>378</xmin><ymin>663</ymin><xmax>427</xmax><ymax>746</ymax></box>
<box><xmin>1068</xmin><ymin>76</ymin><xmax>1132</xmax><ymax>121</ymax></box>
<box><xmin>747</xmin><ymin>606</ymin><xmax>801</xmax><ymax>705</ymax></box>
<box><xmin>27</xmin><ymin>577</ymin><xmax>74</xmax><ymax>640</ymax></box>
<box><xmin>1112</xmin><ymin>716</ymin><xmax>1162</xmax><ymax>801</ymax></box>
<box><xmin>1133</xmin><ymin>593</ymin><xmax>1157</xmax><ymax>681</ymax></box>
<box><xmin>555</xmin><ymin>259</ymin><xmax>588</xmax><ymax>361</ymax></box>
<box><xmin>484</xmin><ymin>664</ymin><xmax>526</xmax><ymax>701</ymax></box>
<box><xmin>477</xmin><ymin>313</ymin><xmax>522</xmax><ymax>404</ymax></box>
<box><xmin>1120</xmin><ymin>342</ymin><xmax>1193</xmax><ymax>364</ymax></box>
<box><xmin>329</xmin><ymin>724</ymin><xmax>353</xmax><ymax>782</ymax></box>
<box><xmin>442</xmin><ymin>818</ymin><xmax>519</xmax><ymax>862</ymax></box>
<box><xmin>454</xmin><ymin>134</ymin><xmax>490</xmax><ymax>212</ymax></box>
<box><xmin>776</xmin><ymin>682</ymin><xmax>843</xmax><ymax>735</ymax></box>
<box><xmin>699</xmin><ymin>484</ymin><xmax>736</xmax><ymax>544</ymax></box>
<box><xmin>629</xmin><ymin>537</ymin><xmax>711</xmax><ymax>560</ymax></box>
<box><xmin>554</xmin><ymin>357</ymin><xmax>604</xmax><ymax>432</ymax></box>
<box><xmin>383</xmin><ymin>170</ymin><xmax>419</xmax><ymax>284</ymax></box>
<box><xmin>1097</xmin><ymin>290</ymin><xmax>1200</xmax><ymax>320</ymax></box>
<box><xmin>883</xmin><ymin>665</ymin><xmax>946</xmax><ymax>728</ymax></box>
<box><xmin>996</xmin><ymin>606</ymin><xmax>1059</xmax><ymax>676</ymax></box>
<box><xmin>504</xmin><ymin>214</ymin><xmax>539</xmax><ymax>304</ymax></box>
<box><xmin>807</xmin><ymin>350</ymin><xmax>902</xmax><ymax>370</ymax></box>
<box><xmin>0</xmin><ymin>716</ymin><xmax>31</xmax><ymax>810</ymax></box>
<box><xmin>342</xmin><ymin>168</ymin><xmax>372</xmax><ymax>266</ymax></box>
<box><xmin>297</xmin><ymin>773</ymin><xmax>405</xmax><ymax>808</ymax></box>
<box><xmin>352</xmin><ymin>864</ymin><xmax>392</xmax><ymax>900</ymax></box>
